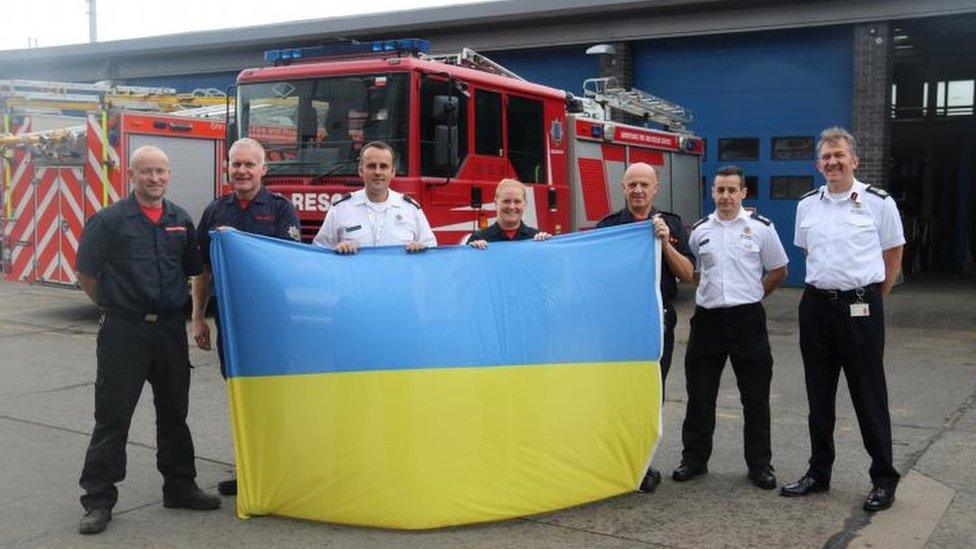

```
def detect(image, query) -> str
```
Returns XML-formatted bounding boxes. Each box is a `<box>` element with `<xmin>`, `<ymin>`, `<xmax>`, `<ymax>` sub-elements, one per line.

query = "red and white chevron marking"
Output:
<box><xmin>3</xmin><ymin>117</ymin><xmax>37</xmax><ymax>283</ymax></box>
<box><xmin>84</xmin><ymin>114</ymin><xmax>123</xmax><ymax>215</ymax></box>
<box><xmin>34</xmin><ymin>167</ymin><xmax>84</xmax><ymax>285</ymax></box>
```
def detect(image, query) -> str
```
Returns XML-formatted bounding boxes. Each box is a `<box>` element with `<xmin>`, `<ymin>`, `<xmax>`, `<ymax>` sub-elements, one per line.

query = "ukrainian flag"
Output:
<box><xmin>209</xmin><ymin>222</ymin><xmax>663</xmax><ymax>529</ymax></box>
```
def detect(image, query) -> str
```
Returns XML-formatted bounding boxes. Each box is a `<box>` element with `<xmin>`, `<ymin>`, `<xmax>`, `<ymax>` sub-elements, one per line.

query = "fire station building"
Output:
<box><xmin>2</xmin><ymin>0</ymin><xmax>974</xmax><ymax>285</ymax></box>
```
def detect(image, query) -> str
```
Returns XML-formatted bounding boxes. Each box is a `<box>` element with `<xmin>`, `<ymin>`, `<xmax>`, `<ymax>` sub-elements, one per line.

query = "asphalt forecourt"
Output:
<box><xmin>0</xmin><ymin>279</ymin><xmax>973</xmax><ymax>547</ymax></box>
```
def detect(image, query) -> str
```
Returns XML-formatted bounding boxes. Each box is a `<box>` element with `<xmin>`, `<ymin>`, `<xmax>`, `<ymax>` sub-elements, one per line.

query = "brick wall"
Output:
<box><xmin>852</xmin><ymin>23</ymin><xmax>892</xmax><ymax>186</ymax></box>
<box><xmin>596</xmin><ymin>42</ymin><xmax>646</xmax><ymax>126</ymax></box>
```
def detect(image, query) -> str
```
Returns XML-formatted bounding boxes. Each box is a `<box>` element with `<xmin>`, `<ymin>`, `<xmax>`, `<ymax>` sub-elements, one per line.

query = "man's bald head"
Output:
<box><xmin>128</xmin><ymin>145</ymin><xmax>171</xmax><ymax>206</ymax></box>
<box><xmin>624</xmin><ymin>162</ymin><xmax>658</xmax><ymax>182</ymax></box>
<box><xmin>621</xmin><ymin>162</ymin><xmax>660</xmax><ymax>216</ymax></box>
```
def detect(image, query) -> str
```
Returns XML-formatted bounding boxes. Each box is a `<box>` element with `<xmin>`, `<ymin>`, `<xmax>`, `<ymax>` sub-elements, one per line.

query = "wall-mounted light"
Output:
<box><xmin>586</xmin><ymin>44</ymin><xmax>617</xmax><ymax>55</ymax></box>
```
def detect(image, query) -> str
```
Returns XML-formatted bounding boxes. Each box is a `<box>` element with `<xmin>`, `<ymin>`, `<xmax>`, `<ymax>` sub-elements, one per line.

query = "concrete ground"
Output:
<box><xmin>0</xmin><ymin>278</ymin><xmax>974</xmax><ymax>548</ymax></box>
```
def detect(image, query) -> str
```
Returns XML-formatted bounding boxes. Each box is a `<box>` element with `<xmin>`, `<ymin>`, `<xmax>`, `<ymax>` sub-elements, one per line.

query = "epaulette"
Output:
<box><xmin>750</xmin><ymin>211</ymin><xmax>772</xmax><ymax>226</ymax></box>
<box><xmin>331</xmin><ymin>193</ymin><xmax>352</xmax><ymax>206</ymax></box>
<box><xmin>597</xmin><ymin>211</ymin><xmax>621</xmax><ymax>225</ymax></box>
<box><xmin>691</xmin><ymin>216</ymin><xmax>709</xmax><ymax>230</ymax></box>
<box><xmin>402</xmin><ymin>194</ymin><xmax>422</xmax><ymax>209</ymax></box>
<box><xmin>864</xmin><ymin>185</ymin><xmax>889</xmax><ymax>198</ymax></box>
<box><xmin>271</xmin><ymin>192</ymin><xmax>288</xmax><ymax>200</ymax></box>
<box><xmin>655</xmin><ymin>209</ymin><xmax>679</xmax><ymax>218</ymax></box>
<box><xmin>799</xmin><ymin>189</ymin><xmax>819</xmax><ymax>200</ymax></box>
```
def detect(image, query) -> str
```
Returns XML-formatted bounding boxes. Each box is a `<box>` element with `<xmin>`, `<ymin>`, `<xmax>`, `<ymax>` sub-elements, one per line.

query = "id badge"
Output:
<box><xmin>850</xmin><ymin>303</ymin><xmax>870</xmax><ymax>317</ymax></box>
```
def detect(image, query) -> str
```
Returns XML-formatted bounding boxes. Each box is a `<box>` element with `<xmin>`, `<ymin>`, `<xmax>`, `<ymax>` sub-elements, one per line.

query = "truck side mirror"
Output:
<box><xmin>225</xmin><ymin>85</ymin><xmax>237</xmax><ymax>152</ymax></box>
<box><xmin>470</xmin><ymin>186</ymin><xmax>483</xmax><ymax>209</ymax></box>
<box><xmin>432</xmin><ymin>95</ymin><xmax>458</xmax><ymax>123</ymax></box>
<box><xmin>434</xmin><ymin>125</ymin><xmax>459</xmax><ymax>170</ymax></box>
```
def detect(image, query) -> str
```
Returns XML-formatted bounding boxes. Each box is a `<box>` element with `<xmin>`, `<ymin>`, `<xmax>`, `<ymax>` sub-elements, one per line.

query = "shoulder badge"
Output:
<box><xmin>332</xmin><ymin>193</ymin><xmax>353</xmax><ymax>206</ymax></box>
<box><xmin>402</xmin><ymin>194</ymin><xmax>422</xmax><ymax>209</ymax></box>
<box><xmin>864</xmin><ymin>185</ymin><xmax>889</xmax><ymax>198</ymax></box>
<box><xmin>799</xmin><ymin>189</ymin><xmax>819</xmax><ymax>200</ymax></box>
<box><xmin>750</xmin><ymin>211</ymin><xmax>772</xmax><ymax>226</ymax></box>
<box><xmin>692</xmin><ymin>216</ymin><xmax>708</xmax><ymax>230</ymax></box>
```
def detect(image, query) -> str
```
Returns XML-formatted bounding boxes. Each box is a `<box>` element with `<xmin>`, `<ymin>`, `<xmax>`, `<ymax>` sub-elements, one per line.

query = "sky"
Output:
<box><xmin>3</xmin><ymin>0</ymin><xmax>492</xmax><ymax>52</ymax></box>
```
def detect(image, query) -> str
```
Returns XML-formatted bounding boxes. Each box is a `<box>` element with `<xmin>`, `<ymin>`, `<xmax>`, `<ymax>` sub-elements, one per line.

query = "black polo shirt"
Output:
<box><xmin>596</xmin><ymin>208</ymin><xmax>692</xmax><ymax>303</ymax></box>
<box><xmin>76</xmin><ymin>194</ymin><xmax>202</xmax><ymax>314</ymax></box>
<box><xmin>469</xmin><ymin>221</ymin><xmax>539</xmax><ymax>243</ymax></box>
<box><xmin>197</xmin><ymin>187</ymin><xmax>302</xmax><ymax>266</ymax></box>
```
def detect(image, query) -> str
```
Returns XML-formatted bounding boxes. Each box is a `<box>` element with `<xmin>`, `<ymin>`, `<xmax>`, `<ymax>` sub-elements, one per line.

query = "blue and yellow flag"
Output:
<box><xmin>210</xmin><ymin>222</ymin><xmax>663</xmax><ymax>529</ymax></box>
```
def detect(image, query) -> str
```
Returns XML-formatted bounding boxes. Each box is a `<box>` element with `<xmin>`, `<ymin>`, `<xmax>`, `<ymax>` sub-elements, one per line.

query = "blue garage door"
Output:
<box><xmin>633</xmin><ymin>26</ymin><xmax>853</xmax><ymax>286</ymax></box>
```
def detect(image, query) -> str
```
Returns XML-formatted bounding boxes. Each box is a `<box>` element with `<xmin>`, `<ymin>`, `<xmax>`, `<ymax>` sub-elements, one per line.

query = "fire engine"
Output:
<box><xmin>233</xmin><ymin>39</ymin><xmax>703</xmax><ymax>242</ymax></box>
<box><xmin>1</xmin><ymin>79</ymin><xmax>227</xmax><ymax>285</ymax></box>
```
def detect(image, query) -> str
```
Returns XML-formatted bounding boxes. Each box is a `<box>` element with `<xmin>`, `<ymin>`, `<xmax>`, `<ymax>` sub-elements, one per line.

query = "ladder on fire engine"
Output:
<box><xmin>582</xmin><ymin>77</ymin><xmax>693</xmax><ymax>132</ymax></box>
<box><xmin>424</xmin><ymin>48</ymin><xmax>525</xmax><ymax>81</ymax></box>
<box><xmin>0</xmin><ymin>79</ymin><xmax>227</xmax><ymax>113</ymax></box>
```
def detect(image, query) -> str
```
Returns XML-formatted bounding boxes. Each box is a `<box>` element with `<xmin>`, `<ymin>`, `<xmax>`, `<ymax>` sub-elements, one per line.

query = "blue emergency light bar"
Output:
<box><xmin>264</xmin><ymin>39</ymin><xmax>431</xmax><ymax>64</ymax></box>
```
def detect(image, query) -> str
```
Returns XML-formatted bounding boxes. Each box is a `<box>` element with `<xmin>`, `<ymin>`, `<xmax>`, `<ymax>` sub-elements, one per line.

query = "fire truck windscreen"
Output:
<box><xmin>237</xmin><ymin>73</ymin><xmax>409</xmax><ymax>175</ymax></box>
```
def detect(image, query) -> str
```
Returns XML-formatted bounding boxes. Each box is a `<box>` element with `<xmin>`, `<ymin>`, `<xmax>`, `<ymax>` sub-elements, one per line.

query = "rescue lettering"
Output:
<box><xmin>291</xmin><ymin>192</ymin><xmax>332</xmax><ymax>213</ymax></box>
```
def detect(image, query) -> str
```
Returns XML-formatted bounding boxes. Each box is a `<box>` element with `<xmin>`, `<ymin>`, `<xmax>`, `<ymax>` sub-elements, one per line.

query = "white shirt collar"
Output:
<box><xmin>351</xmin><ymin>188</ymin><xmax>402</xmax><ymax>207</ymax></box>
<box><xmin>708</xmin><ymin>207</ymin><xmax>749</xmax><ymax>225</ymax></box>
<box><xmin>818</xmin><ymin>178</ymin><xmax>868</xmax><ymax>203</ymax></box>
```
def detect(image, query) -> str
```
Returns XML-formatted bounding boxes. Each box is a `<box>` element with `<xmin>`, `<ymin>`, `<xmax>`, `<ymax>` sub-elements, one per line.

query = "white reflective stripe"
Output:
<box><xmin>34</xmin><ymin>212</ymin><xmax>59</xmax><ymax>260</ymax></box>
<box><xmin>61</xmin><ymin>252</ymin><xmax>78</xmax><ymax>283</ymax></box>
<box><xmin>523</xmin><ymin>185</ymin><xmax>538</xmax><ymax>229</ymax></box>
<box><xmin>14</xmin><ymin>247</ymin><xmax>34</xmax><ymax>280</ymax></box>
<box><xmin>8</xmin><ymin>217</ymin><xmax>33</xmax><ymax>262</ymax></box>
<box><xmin>40</xmin><ymin>253</ymin><xmax>58</xmax><ymax>281</ymax></box>
<box><xmin>64</xmin><ymin>228</ymin><xmax>79</xmax><ymax>253</ymax></box>
<box><xmin>60</xmin><ymin>171</ymin><xmax>84</xmax><ymax>226</ymax></box>
<box><xmin>87</xmin><ymin>149</ymin><xmax>120</xmax><ymax>202</ymax></box>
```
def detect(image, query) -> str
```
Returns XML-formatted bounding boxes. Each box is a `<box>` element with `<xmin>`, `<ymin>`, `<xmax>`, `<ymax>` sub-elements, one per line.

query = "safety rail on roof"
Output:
<box><xmin>424</xmin><ymin>48</ymin><xmax>525</xmax><ymax>81</ymax></box>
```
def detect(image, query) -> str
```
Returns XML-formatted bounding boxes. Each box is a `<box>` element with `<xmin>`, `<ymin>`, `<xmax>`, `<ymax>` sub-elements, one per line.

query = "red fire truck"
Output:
<box><xmin>234</xmin><ymin>39</ymin><xmax>703</xmax><ymax>242</ymax></box>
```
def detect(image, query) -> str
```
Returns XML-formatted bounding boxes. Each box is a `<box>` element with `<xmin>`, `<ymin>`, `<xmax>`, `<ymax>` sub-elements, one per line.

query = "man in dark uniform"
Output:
<box><xmin>76</xmin><ymin>145</ymin><xmax>220</xmax><ymax>535</ymax></box>
<box><xmin>596</xmin><ymin>161</ymin><xmax>695</xmax><ymax>492</ymax></box>
<box><xmin>781</xmin><ymin>127</ymin><xmax>905</xmax><ymax>512</ymax></box>
<box><xmin>467</xmin><ymin>178</ymin><xmax>551</xmax><ymax>248</ymax></box>
<box><xmin>191</xmin><ymin>137</ymin><xmax>301</xmax><ymax>496</ymax></box>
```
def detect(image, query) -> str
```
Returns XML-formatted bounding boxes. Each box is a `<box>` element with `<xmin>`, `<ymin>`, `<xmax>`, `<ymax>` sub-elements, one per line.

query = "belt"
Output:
<box><xmin>103</xmin><ymin>309</ymin><xmax>184</xmax><ymax>323</ymax></box>
<box><xmin>695</xmin><ymin>302</ymin><xmax>762</xmax><ymax>314</ymax></box>
<box><xmin>804</xmin><ymin>283</ymin><xmax>880</xmax><ymax>300</ymax></box>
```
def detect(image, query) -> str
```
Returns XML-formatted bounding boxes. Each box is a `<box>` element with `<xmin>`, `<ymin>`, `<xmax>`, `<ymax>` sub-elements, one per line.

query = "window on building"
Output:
<box><xmin>475</xmin><ymin>90</ymin><xmax>502</xmax><ymax>156</ymax></box>
<box><xmin>771</xmin><ymin>175</ymin><xmax>815</xmax><ymax>199</ymax></box>
<box><xmin>936</xmin><ymin>79</ymin><xmax>974</xmax><ymax>116</ymax></box>
<box><xmin>506</xmin><ymin>95</ymin><xmax>546</xmax><ymax>183</ymax></box>
<box><xmin>771</xmin><ymin>136</ymin><xmax>814</xmax><ymax>161</ymax></box>
<box><xmin>420</xmin><ymin>77</ymin><xmax>468</xmax><ymax>177</ymax></box>
<box><xmin>718</xmin><ymin>137</ymin><xmax>759</xmax><ymax>161</ymax></box>
<box><xmin>744</xmin><ymin>175</ymin><xmax>759</xmax><ymax>199</ymax></box>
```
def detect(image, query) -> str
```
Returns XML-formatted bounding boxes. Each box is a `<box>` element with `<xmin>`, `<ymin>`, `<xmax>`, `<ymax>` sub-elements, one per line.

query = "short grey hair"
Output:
<box><xmin>228</xmin><ymin>138</ymin><xmax>266</xmax><ymax>164</ymax></box>
<box><xmin>816</xmin><ymin>126</ymin><xmax>857</xmax><ymax>157</ymax></box>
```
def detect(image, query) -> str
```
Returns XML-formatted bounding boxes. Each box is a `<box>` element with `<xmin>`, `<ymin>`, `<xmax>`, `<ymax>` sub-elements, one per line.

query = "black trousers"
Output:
<box><xmin>79</xmin><ymin>313</ymin><xmax>198</xmax><ymax>511</ymax></box>
<box><xmin>799</xmin><ymin>285</ymin><xmax>899</xmax><ymax>489</ymax></box>
<box><xmin>661</xmin><ymin>303</ymin><xmax>677</xmax><ymax>400</ymax></box>
<box><xmin>680</xmin><ymin>302</ymin><xmax>772</xmax><ymax>469</ymax></box>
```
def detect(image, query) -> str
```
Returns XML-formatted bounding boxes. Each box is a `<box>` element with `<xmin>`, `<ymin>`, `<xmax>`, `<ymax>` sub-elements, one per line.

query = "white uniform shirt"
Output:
<box><xmin>794</xmin><ymin>179</ymin><xmax>904</xmax><ymax>290</ymax></box>
<box><xmin>312</xmin><ymin>189</ymin><xmax>437</xmax><ymax>250</ymax></box>
<box><xmin>689</xmin><ymin>208</ymin><xmax>789</xmax><ymax>309</ymax></box>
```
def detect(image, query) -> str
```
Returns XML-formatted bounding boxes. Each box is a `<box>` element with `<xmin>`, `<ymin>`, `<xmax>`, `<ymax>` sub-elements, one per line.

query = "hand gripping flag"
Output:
<box><xmin>209</xmin><ymin>222</ymin><xmax>663</xmax><ymax>529</ymax></box>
